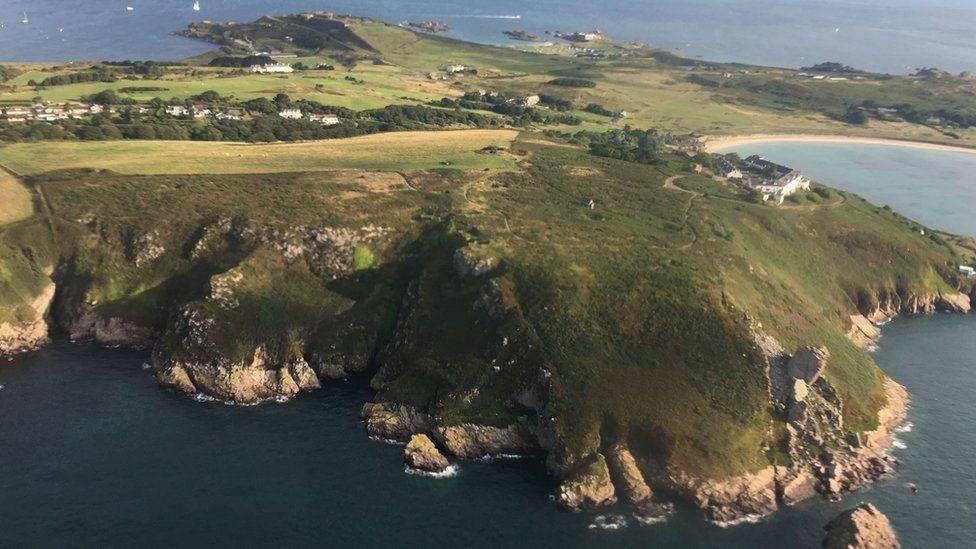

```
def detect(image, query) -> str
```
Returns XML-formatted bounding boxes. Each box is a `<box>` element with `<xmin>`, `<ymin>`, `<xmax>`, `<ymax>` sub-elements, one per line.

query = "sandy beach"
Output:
<box><xmin>704</xmin><ymin>134</ymin><xmax>976</xmax><ymax>156</ymax></box>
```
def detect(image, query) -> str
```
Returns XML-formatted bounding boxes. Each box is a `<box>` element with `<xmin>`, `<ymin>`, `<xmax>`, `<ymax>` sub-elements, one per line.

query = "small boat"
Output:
<box><xmin>193</xmin><ymin>1</ymin><xmax>201</xmax><ymax>11</ymax></box>
<box><xmin>126</xmin><ymin>6</ymin><xmax>134</xmax><ymax>11</ymax></box>
<box><xmin>22</xmin><ymin>12</ymin><xmax>29</xmax><ymax>24</ymax></box>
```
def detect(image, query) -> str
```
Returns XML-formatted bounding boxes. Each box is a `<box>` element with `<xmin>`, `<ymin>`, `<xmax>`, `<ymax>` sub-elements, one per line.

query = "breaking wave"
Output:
<box><xmin>588</xmin><ymin>514</ymin><xmax>628</xmax><ymax>531</ymax></box>
<box><xmin>711</xmin><ymin>513</ymin><xmax>765</xmax><ymax>528</ymax></box>
<box><xmin>404</xmin><ymin>463</ymin><xmax>460</xmax><ymax>479</ymax></box>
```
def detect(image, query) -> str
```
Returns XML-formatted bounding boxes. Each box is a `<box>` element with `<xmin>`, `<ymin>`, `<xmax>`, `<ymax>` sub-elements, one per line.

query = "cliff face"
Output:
<box><xmin>0</xmin><ymin>282</ymin><xmax>55</xmax><ymax>356</ymax></box>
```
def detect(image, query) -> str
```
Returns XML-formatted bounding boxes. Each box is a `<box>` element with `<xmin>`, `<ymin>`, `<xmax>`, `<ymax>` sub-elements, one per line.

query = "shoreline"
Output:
<box><xmin>703</xmin><ymin>134</ymin><xmax>976</xmax><ymax>156</ymax></box>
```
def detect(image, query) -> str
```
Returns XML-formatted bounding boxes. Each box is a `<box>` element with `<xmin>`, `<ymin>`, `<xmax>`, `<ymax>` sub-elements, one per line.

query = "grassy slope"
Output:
<box><xmin>0</xmin><ymin>130</ymin><xmax>518</xmax><ymax>175</ymax></box>
<box><xmin>0</xmin><ymin>169</ymin><xmax>33</xmax><ymax>225</ymax></box>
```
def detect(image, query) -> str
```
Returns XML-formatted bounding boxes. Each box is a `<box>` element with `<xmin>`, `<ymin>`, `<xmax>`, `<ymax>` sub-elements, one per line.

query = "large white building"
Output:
<box><xmin>250</xmin><ymin>63</ymin><xmax>295</xmax><ymax>74</ymax></box>
<box><xmin>278</xmin><ymin>109</ymin><xmax>303</xmax><ymax>120</ymax></box>
<box><xmin>743</xmin><ymin>155</ymin><xmax>810</xmax><ymax>203</ymax></box>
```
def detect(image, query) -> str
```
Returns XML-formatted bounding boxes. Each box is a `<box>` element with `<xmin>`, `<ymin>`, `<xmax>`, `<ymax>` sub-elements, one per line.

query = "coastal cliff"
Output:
<box><xmin>1</xmin><ymin>140</ymin><xmax>973</xmax><ymax>523</ymax></box>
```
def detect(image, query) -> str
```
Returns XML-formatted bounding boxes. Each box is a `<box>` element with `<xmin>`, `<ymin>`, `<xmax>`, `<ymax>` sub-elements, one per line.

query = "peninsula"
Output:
<box><xmin>1</xmin><ymin>11</ymin><xmax>975</xmax><ymax>525</ymax></box>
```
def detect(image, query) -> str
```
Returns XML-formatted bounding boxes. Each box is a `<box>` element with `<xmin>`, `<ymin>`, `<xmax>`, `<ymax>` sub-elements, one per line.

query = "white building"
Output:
<box><xmin>278</xmin><ymin>109</ymin><xmax>303</xmax><ymax>120</ymax></box>
<box><xmin>516</xmin><ymin>94</ymin><xmax>541</xmax><ymax>107</ymax></box>
<box><xmin>960</xmin><ymin>265</ymin><xmax>976</xmax><ymax>277</ymax></box>
<box><xmin>309</xmin><ymin>114</ymin><xmax>340</xmax><ymax>125</ymax></box>
<box><xmin>192</xmin><ymin>105</ymin><xmax>212</xmax><ymax>119</ymax></box>
<box><xmin>165</xmin><ymin>105</ymin><xmax>189</xmax><ymax>117</ymax></box>
<box><xmin>743</xmin><ymin>155</ymin><xmax>810</xmax><ymax>203</ymax></box>
<box><xmin>715</xmin><ymin>158</ymin><xmax>742</xmax><ymax>179</ymax></box>
<box><xmin>444</xmin><ymin>64</ymin><xmax>467</xmax><ymax>74</ymax></box>
<box><xmin>250</xmin><ymin>63</ymin><xmax>295</xmax><ymax>74</ymax></box>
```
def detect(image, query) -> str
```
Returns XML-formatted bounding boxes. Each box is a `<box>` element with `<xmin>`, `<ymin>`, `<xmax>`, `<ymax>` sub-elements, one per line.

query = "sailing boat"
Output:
<box><xmin>21</xmin><ymin>12</ymin><xmax>29</xmax><ymax>24</ymax></box>
<box><xmin>193</xmin><ymin>1</ymin><xmax>201</xmax><ymax>12</ymax></box>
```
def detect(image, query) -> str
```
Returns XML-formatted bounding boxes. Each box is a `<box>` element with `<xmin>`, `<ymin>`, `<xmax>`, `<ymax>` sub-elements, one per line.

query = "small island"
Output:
<box><xmin>503</xmin><ymin>30</ymin><xmax>542</xmax><ymax>42</ymax></box>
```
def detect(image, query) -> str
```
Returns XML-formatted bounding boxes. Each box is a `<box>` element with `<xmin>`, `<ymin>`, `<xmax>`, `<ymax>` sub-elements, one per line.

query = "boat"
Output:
<box><xmin>126</xmin><ymin>6</ymin><xmax>134</xmax><ymax>11</ymax></box>
<box><xmin>193</xmin><ymin>1</ymin><xmax>200</xmax><ymax>11</ymax></box>
<box><xmin>21</xmin><ymin>12</ymin><xmax>29</xmax><ymax>24</ymax></box>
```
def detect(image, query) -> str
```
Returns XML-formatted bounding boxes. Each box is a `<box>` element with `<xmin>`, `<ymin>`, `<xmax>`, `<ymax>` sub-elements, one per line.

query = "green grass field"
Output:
<box><xmin>0</xmin><ymin>169</ymin><xmax>33</xmax><ymax>225</ymax></box>
<box><xmin>0</xmin><ymin>130</ymin><xmax>518</xmax><ymax>175</ymax></box>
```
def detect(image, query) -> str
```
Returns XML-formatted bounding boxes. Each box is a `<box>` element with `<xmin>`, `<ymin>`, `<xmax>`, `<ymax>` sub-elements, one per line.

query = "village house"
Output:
<box><xmin>278</xmin><ymin>108</ymin><xmax>303</xmax><ymax>120</ymax></box>
<box><xmin>308</xmin><ymin>114</ymin><xmax>340</xmax><ymax>125</ymax></box>
<box><xmin>250</xmin><ymin>63</ymin><xmax>295</xmax><ymax>74</ymax></box>
<box><xmin>215</xmin><ymin>109</ymin><xmax>243</xmax><ymax>121</ymax></box>
<box><xmin>960</xmin><ymin>265</ymin><xmax>976</xmax><ymax>278</ymax></box>
<box><xmin>516</xmin><ymin>94</ymin><xmax>540</xmax><ymax>107</ymax></box>
<box><xmin>444</xmin><ymin>64</ymin><xmax>468</xmax><ymax>74</ymax></box>
<box><xmin>192</xmin><ymin>105</ymin><xmax>212</xmax><ymax>119</ymax></box>
<box><xmin>2</xmin><ymin>107</ymin><xmax>33</xmax><ymax>123</ymax></box>
<box><xmin>715</xmin><ymin>158</ymin><xmax>743</xmax><ymax>179</ymax></box>
<box><xmin>165</xmin><ymin>105</ymin><xmax>189</xmax><ymax>117</ymax></box>
<box><xmin>742</xmin><ymin>155</ymin><xmax>810</xmax><ymax>203</ymax></box>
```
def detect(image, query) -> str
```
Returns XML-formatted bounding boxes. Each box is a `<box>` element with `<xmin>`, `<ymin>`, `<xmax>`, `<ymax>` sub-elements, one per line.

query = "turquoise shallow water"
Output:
<box><xmin>2</xmin><ymin>144</ymin><xmax>976</xmax><ymax>547</ymax></box>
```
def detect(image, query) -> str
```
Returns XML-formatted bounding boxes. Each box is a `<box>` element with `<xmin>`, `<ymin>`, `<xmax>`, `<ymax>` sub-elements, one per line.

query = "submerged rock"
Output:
<box><xmin>557</xmin><ymin>453</ymin><xmax>616</xmax><ymax>510</ymax></box>
<box><xmin>823</xmin><ymin>503</ymin><xmax>900</xmax><ymax>548</ymax></box>
<box><xmin>404</xmin><ymin>434</ymin><xmax>450</xmax><ymax>473</ymax></box>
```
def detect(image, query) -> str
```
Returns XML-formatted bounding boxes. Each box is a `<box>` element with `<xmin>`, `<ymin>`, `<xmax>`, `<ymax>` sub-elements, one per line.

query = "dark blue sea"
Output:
<box><xmin>1</xmin><ymin>0</ymin><xmax>976</xmax><ymax>74</ymax></box>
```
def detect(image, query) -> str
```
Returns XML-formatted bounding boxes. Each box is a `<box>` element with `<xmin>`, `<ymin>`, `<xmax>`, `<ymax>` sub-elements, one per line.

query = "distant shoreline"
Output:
<box><xmin>703</xmin><ymin>134</ymin><xmax>976</xmax><ymax>156</ymax></box>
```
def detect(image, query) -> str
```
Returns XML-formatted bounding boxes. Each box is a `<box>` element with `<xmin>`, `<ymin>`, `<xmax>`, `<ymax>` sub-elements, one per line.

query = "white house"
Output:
<box><xmin>444</xmin><ymin>64</ymin><xmax>467</xmax><ymax>74</ymax></box>
<box><xmin>309</xmin><ymin>114</ymin><xmax>340</xmax><ymax>125</ymax></box>
<box><xmin>516</xmin><ymin>94</ymin><xmax>541</xmax><ymax>107</ymax></box>
<box><xmin>192</xmin><ymin>105</ymin><xmax>212</xmax><ymax>119</ymax></box>
<box><xmin>165</xmin><ymin>105</ymin><xmax>189</xmax><ymax>117</ymax></box>
<box><xmin>278</xmin><ymin>109</ymin><xmax>303</xmax><ymax>120</ymax></box>
<box><xmin>960</xmin><ymin>265</ymin><xmax>976</xmax><ymax>277</ymax></box>
<box><xmin>250</xmin><ymin>63</ymin><xmax>294</xmax><ymax>74</ymax></box>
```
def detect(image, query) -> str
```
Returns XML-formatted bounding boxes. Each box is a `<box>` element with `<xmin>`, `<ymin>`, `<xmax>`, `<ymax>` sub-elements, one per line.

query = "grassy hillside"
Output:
<box><xmin>0</xmin><ymin>169</ymin><xmax>33</xmax><ymax>225</ymax></box>
<box><xmin>0</xmin><ymin>130</ymin><xmax>518</xmax><ymax>174</ymax></box>
<box><xmin>3</xmin><ymin>131</ymin><xmax>969</xmax><ymax>479</ymax></box>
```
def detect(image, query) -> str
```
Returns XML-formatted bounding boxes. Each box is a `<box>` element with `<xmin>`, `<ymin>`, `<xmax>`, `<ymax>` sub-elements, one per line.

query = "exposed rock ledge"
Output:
<box><xmin>823</xmin><ymin>503</ymin><xmax>900</xmax><ymax>548</ymax></box>
<box><xmin>849</xmin><ymin>291</ymin><xmax>971</xmax><ymax>347</ymax></box>
<box><xmin>0</xmin><ymin>282</ymin><xmax>55</xmax><ymax>356</ymax></box>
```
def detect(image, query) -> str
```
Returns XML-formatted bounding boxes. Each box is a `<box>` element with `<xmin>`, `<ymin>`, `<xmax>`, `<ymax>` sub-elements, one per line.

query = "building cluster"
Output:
<box><xmin>1</xmin><ymin>103</ymin><xmax>104</xmax><ymax>123</ymax></box>
<box><xmin>715</xmin><ymin>155</ymin><xmax>810</xmax><ymax>204</ymax></box>
<box><xmin>2</xmin><ymin>101</ymin><xmax>341</xmax><ymax>126</ymax></box>
<box><xmin>250</xmin><ymin>63</ymin><xmax>295</xmax><ymax>74</ymax></box>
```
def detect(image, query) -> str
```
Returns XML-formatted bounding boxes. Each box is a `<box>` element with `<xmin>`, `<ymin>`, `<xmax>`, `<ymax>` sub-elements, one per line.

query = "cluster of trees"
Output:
<box><xmin>565</xmin><ymin>127</ymin><xmax>664</xmax><ymax>164</ymax></box>
<box><xmin>102</xmin><ymin>60</ymin><xmax>183</xmax><ymax>76</ymax></box>
<box><xmin>844</xmin><ymin>99</ymin><xmax>976</xmax><ymax>129</ymax></box>
<box><xmin>208</xmin><ymin>55</ymin><xmax>274</xmax><ymax>68</ymax></box>
<box><xmin>583</xmin><ymin>103</ymin><xmax>621</xmax><ymax>118</ymax></box>
<box><xmin>32</xmin><ymin>68</ymin><xmax>118</xmax><ymax>87</ymax></box>
<box><xmin>436</xmin><ymin>92</ymin><xmax>581</xmax><ymax>126</ymax></box>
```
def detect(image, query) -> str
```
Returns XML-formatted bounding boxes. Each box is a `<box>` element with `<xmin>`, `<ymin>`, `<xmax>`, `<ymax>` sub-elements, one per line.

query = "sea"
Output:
<box><xmin>3</xmin><ymin>1</ymin><xmax>976</xmax><ymax>546</ymax></box>
<box><xmin>1</xmin><ymin>144</ymin><xmax>975</xmax><ymax>547</ymax></box>
<box><xmin>1</xmin><ymin>0</ymin><xmax>976</xmax><ymax>74</ymax></box>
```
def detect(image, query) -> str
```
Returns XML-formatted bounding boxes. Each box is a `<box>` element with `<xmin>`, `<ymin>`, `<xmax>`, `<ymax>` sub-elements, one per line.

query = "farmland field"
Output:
<box><xmin>0</xmin><ymin>129</ymin><xmax>519</xmax><ymax>175</ymax></box>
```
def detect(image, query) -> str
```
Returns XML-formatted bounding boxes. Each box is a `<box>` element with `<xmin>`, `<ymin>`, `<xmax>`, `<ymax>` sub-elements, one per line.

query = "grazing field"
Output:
<box><xmin>0</xmin><ymin>130</ymin><xmax>519</xmax><ymax>175</ymax></box>
<box><xmin>0</xmin><ymin>169</ymin><xmax>33</xmax><ymax>225</ymax></box>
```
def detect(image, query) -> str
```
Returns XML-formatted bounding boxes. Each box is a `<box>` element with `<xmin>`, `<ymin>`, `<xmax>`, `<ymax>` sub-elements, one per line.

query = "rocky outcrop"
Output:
<box><xmin>404</xmin><ymin>434</ymin><xmax>450</xmax><ymax>473</ymax></box>
<box><xmin>649</xmin><ymin>465</ymin><xmax>778</xmax><ymax>523</ymax></box>
<box><xmin>153</xmin><ymin>305</ymin><xmax>319</xmax><ymax>403</ymax></box>
<box><xmin>433</xmin><ymin>423</ymin><xmax>538</xmax><ymax>459</ymax></box>
<box><xmin>557</xmin><ymin>453</ymin><xmax>617</xmax><ymax>509</ymax></box>
<box><xmin>823</xmin><ymin>503</ymin><xmax>900</xmax><ymax>549</ymax></box>
<box><xmin>361</xmin><ymin>402</ymin><xmax>432</xmax><ymax>441</ymax></box>
<box><xmin>788</xmin><ymin>346</ymin><xmax>829</xmax><ymax>384</ymax></box>
<box><xmin>65</xmin><ymin>312</ymin><xmax>156</xmax><ymax>348</ymax></box>
<box><xmin>848</xmin><ymin>314</ymin><xmax>882</xmax><ymax>348</ymax></box>
<box><xmin>156</xmin><ymin>345</ymin><xmax>319</xmax><ymax>403</ymax></box>
<box><xmin>0</xmin><ymin>282</ymin><xmax>55</xmax><ymax>356</ymax></box>
<box><xmin>605</xmin><ymin>442</ymin><xmax>652</xmax><ymax>503</ymax></box>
